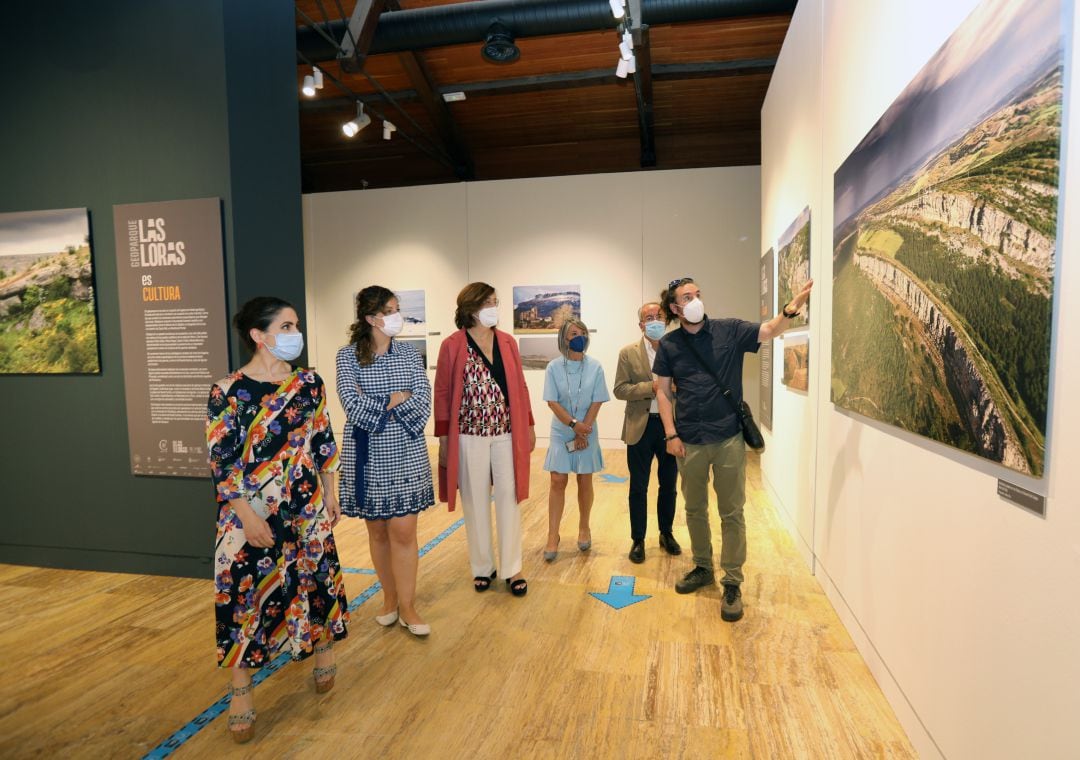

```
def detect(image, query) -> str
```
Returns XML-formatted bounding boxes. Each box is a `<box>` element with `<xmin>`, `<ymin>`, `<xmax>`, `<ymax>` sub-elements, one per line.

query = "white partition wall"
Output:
<box><xmin>762</xmin><ymin>1</ymin><xmax>1080</xmax><ymax>758</ymax></box>
<box><xmin>303</xmin><ymin>166</ymin><xmax>761</xmax><ymax>448</ymax></box>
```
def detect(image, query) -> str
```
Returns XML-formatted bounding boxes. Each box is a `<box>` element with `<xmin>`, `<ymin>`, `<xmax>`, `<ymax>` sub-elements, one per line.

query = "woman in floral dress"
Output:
<box><xmin>206</xmin><ymin>296</ymin><xmax>349</xmax><ymax>743</ymax></box>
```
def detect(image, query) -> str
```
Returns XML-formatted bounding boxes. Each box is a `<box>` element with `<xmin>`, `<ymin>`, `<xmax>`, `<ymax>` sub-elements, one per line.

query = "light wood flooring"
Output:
<box><xmin>0</xmin><ymin>449</ymin><xmax>916</xmax><ymax>759</ymax></box>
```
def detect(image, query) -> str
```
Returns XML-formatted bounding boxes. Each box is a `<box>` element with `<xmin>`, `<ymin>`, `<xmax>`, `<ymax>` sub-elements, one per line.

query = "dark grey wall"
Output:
<box><xmin>0</xmin><ymin>1</ymin><xmax>307</xmax><ymax>577</ymax></box>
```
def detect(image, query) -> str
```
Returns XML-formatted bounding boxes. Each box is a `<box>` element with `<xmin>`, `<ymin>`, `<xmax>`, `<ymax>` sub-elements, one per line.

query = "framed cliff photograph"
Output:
<box><xmin>0</xmin><ymin>208</ymin><xmax>100</xmax><ymax>374</ymax></box>
<box><xmin>777</xmin><ymin>207</ymin><xmax>811</xmax><ymax>332</ymax></box>
<box><xmin>512</xmin><ymin>285</ymin><xmax>581</xmax><ymax>334</ymax></box>
<box><xmin>782</xmin><ymin>332</ymin><xmax>809</xmax><ymax>392</ymax></box>
<box><xmin>831</xmin><ymin>0</ymin><xmax>1062</xmax><ymax>477</ymax></box>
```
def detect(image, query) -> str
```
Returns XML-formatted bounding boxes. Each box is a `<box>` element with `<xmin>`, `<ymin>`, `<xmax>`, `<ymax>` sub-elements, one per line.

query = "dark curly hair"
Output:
<box><xmin>233</xmin><ymin>296</ymin><xmax>294</xmax><ymax>353</ymax></box>
<box><xmin>660</xmin><ymin>277</ymin><xmax>695</xmax><ymax>324</ymax></box>
<box><xmin>349</xmin><ymin>285</ymin><xmax>397</xmax><ymax>366</ymax></box>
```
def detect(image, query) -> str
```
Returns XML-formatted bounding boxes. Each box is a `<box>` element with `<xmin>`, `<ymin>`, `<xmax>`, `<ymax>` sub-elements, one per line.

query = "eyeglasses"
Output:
<box><xmin>642</xmin><ymin>315</ymin><xmax>664</xmax><ymax>323</ymax></box>
<box><xmin>668</xmin><ymin>277</ymin><xmax>692</xmax><ymax>290</ymax></box>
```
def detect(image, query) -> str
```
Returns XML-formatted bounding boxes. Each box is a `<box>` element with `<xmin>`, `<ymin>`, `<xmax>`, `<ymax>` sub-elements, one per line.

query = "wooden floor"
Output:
<box><xmin>0</xmin><ymin>449</ymin><xmax>916</xmax><ymax>759</ymax></box>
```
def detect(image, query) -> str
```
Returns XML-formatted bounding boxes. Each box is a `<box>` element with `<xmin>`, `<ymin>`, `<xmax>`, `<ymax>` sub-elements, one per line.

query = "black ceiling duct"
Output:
<box><xmin>481</xmin><ymin>21</ymin><xmax>520</xmax><ymax>64</ymax></box>
<box><xmin>297</xmin><ymin>0</ymin><xmax>798</xmax><ymax>62</ymax></box>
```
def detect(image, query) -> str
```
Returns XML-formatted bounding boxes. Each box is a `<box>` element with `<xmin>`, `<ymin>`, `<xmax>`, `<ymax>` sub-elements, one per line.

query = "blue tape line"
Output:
<box><xmin>342</xmin><ymin>567</ymin><xmax>378</xmax><ymax>575</ymax></box>
<box><xmin>142</xmin><ymin>517</ymin><xmax>464</xmax><ymax>759</ymax></box>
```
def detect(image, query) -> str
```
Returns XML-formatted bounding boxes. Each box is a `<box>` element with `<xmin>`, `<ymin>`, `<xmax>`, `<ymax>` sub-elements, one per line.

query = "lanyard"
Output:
<box><xmin>562</xmin><ymin>358</ymin><xmax>585</xmax><ymax>420</ymax></box>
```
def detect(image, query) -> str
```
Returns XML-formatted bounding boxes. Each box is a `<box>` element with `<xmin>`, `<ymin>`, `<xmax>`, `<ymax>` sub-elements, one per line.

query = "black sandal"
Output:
<box><xmin>506</xmin><ymin>578</ymin><xmax>528</xmax><ymax>597</ymax></box>
<box><xmin>473</xmin><ymin>570</ymin><xmax>496</xmax><ymax>592</ymax></box>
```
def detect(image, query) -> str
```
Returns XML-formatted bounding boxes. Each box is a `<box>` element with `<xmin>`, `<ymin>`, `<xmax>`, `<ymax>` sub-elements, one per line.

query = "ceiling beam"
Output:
<box><xmin>298</xmin><ymin>58</ymin><xmax>778</xmax><ymax>112</ymax></box>
<box><xmin>631</xmin><ymin>25</ymin><xmax>656</xmax><ymax>168</ymax></box>
<box><xmin>396</xmin><ymin>50</ymin><xmax>475</xmax><ymax>180</ymax></box>
<box><xmin>337</xmin><ymin>0</ymin><xmax>387</xmax><ymax>73</ymax></box>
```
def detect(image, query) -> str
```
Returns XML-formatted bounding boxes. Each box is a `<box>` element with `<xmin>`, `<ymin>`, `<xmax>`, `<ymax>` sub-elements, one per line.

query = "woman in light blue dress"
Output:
<box><xmin>542</xmin><ymin>318</ymin><xmax>609</xmax><ymax>561</ymax></box>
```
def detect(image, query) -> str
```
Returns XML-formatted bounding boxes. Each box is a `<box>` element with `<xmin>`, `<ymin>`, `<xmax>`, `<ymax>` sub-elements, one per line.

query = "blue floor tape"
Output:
<box><xmin>143</xmin><ymin>518</ymin><xmax>465</xmax><ymax>759</ymax></box>
<box><xmin>343</xmin><ymin>567</ymin><xmax>377</xmax><ymax>575</ymax></box>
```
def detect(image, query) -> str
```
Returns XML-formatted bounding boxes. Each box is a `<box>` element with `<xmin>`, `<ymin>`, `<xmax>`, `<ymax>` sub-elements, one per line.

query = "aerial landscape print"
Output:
<box><xmin>831</xmin><ymin>0</ymin><xmax>1062</xmax><ymax>477</ymax></box>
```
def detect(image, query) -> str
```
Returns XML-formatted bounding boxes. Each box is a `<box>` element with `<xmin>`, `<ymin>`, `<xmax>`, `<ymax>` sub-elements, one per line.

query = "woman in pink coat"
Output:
<box><xmin>434</xmin><ymin>282</ymin><xmax>536</xmax><ymax>596</ymax></box>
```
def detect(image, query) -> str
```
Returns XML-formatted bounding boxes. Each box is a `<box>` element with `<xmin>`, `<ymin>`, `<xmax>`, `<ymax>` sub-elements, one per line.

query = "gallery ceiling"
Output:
<box><xmin>294</xmin><ymin>0</ymin><xmax>795</xmax><ymax>192</ymax></box>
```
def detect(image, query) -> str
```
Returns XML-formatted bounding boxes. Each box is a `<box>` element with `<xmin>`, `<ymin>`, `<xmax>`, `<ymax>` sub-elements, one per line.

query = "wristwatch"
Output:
<box><xmin>782</xmin><ymin>303</ymin><xmax>799</xmax><ymax>318</ymax></box>
<box><xmin>570</xmin><ymin>418</ymin><xmax>579</xmax><ymax>427</ymax></box>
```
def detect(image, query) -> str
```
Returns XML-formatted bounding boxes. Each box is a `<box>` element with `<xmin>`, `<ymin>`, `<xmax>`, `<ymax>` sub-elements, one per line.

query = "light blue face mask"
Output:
<box><xmin>644</xmin><ymin>321</ymin><xmax>666</xmax><ymax>340</ymax></box>
<box><xmin>268</xmin><ymin>332</ymin><xmax>304</xmax><ymax>361</ymax></box>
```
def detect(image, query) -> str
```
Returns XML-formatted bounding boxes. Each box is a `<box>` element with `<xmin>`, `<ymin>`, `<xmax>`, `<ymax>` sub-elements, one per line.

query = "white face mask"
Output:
<box><xmin>376</xmin><ymin>312</ymin><xmax>403</xmax><ymax>337</ymax></box>
<box><xmin>680</xmin><ymin>298</ymin><xmax>705</xmax><ymax>324</ymax></box>
<box><xmin>477</xmin><ymin>306</ymin><xmax>499</xmax><ymax>328</ymax></box>
<box><xmin>267</xmin><ymin>332</ymin><xmax>304</xmax><ymax>361</ymax></box>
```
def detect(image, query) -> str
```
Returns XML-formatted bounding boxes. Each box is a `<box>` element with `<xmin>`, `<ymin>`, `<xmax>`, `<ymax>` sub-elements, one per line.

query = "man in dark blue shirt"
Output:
<box><xmin>653</xmin><ymin>276</ymin><xmax>812</xmax><ymax>621</ymax></box>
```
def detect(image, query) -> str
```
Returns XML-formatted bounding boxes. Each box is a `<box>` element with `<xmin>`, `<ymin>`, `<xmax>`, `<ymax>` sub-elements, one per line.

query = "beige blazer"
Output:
<box><xmin>613</xmin><ymin>339</ymin><xmax>656</xmax><ymax>446</ymax></box>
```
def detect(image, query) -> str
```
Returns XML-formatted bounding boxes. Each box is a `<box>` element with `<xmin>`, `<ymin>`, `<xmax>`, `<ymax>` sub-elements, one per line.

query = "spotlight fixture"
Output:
<box><xmin>609</xmin><ymin>0</ymin><xmax>626</xmax><ymax>20</ymax></box>
<box><xmin>313</xmin><ymin>67</ymin><xmax>324</xmax><ymax>90</ymax></box>
<box><xmin>342</xmin><ymin>102</ymin><xmax>371</xmax><ymax>137</ymax></box>
<box><xmin>616</xmin><ymin>56</ymin><xmax>630</xmax><ymax>79</ymax></box>
<box><xmin>481</xmin><ymin>21</ymin><xmax>519</xmax><ymax>64</ymax></box>
<box><xmin>302</xmin><ymin>74</ymin><xmax>316</xmax><ymax>97</ymax></box>
<box><xmin>383</xmin><ymin>120</ymin><xmax>397</xmax><ymax>140</ymax></box>
<box><xmin>627</xmin><ymin>53</ymin><xmax>636</xmax><ymax>74</ymax></box>
<box><xmin>619</xmin><ymin>39</ymin><xmax>633</xmax><ymax>60</ymax></box>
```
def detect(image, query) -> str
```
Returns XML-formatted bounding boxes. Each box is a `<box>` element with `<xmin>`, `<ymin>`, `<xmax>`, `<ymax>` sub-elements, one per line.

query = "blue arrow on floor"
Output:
<box><xmin>589</xmin><ymin>575</ymin><xmax>651</xmax><ymax>610</ymax></box>
<box><xmin>599</xmin><ymin>473</ymin><xmax>628</xmax><ymax>483</ymax></box>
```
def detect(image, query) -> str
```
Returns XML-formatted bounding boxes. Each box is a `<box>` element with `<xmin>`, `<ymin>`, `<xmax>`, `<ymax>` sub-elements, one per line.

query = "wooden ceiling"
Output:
<box><xmin>295</xmin><ymin>1</ymin><xmax>792</xmax><ymax>192</ymax></box>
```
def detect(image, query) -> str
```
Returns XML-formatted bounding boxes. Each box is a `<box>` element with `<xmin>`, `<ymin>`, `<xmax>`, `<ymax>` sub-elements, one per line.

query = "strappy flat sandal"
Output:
<box><xmin>506</xmin><ymin>578</ymin><xmax>528</xmax><ymax>597</ymax></box>
<box><xmin>313</xmin><ymin>641</ymin><xmax>337</xmax><ymax>694</ymax></box>
<box><xmin>227</xmin><ymin>682</ymin><xmax>256</xmax><ymax>743</ymax></box>
<box><xmin>473</xmin><ymin>570</ymin><xmax>497</xmax><ymax>592</ymax></box>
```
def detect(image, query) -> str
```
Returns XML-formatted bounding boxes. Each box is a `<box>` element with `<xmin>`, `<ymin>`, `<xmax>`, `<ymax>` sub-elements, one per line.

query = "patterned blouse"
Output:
<box><xmin>458</xmin><ymin>338</ymin><xmax>511</xmax><ymax>436</ymax></box>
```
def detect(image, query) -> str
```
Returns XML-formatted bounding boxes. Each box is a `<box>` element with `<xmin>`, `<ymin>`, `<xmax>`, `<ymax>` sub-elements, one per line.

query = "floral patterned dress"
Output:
<box><xmin>206</xmin><ymin>368</ymin><xmax>349</xmax><ymax>669</ymax></box>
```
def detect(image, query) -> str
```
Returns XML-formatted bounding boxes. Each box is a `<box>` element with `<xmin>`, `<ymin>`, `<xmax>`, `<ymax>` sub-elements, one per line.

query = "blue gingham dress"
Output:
<box><xmin>335</xmin><ymin>341</ymin><xmax>435</xmax><ymax>520</ymax></box>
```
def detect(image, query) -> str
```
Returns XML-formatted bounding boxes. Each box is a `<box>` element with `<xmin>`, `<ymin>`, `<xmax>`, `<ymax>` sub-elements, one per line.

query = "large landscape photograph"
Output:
<box><xmin>831</xmin><ymin>0</ymin><xmax>1062</xmax><ymax>477</ymax></box>
<box><xmin>0</xmin><ymin>208</ymin><xmax>100</xmax><ymax>374</ymax></box>
<box><xmin>777</xmin><ymin>207</ymin><xmax>811</xmax><ymax>331</ymax></box>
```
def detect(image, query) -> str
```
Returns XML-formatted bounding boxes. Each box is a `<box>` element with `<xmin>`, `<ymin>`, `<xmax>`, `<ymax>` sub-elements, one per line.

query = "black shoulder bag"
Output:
<box><xmin>676</xmin><ymin>329</ymin><xmax>765</xmax><ymax>451</ymax></box>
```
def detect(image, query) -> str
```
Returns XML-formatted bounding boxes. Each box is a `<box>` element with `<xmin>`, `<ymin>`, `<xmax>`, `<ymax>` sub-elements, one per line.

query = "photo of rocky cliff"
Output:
<box><xmin>782</xmin><ymin>332</ymin><xmax>809</xmax><ymax>392</ymax></box>
<box><xmin>831</xmin><ymin>0</ymin><xmax>1061</xmax><ymax>477</ymax></box>
<box><xmin>0</xmin><ymin>208</ymin><xmax>100</xmax><ymax>374</ymax></box>
<box><xmin>777</xmin><ymin>207</ymin><xmax>810</xmax><ymax>332</ymax></box>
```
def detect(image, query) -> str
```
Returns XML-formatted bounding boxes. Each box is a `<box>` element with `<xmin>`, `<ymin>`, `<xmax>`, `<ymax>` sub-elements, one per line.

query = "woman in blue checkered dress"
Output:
<box><xmin>336</xmin><ymin>286</ymin><xmax>435</xmax><ymax>636</ymax></box>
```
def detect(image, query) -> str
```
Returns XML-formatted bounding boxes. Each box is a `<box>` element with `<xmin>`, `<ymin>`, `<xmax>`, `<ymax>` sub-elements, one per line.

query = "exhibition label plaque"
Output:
<box><xmin>760</xmin><ymin>248</ymin><xmax>774</xmax><ymax>430</ymax></box>
<box><xmin>113</xmin><ymin>198</ymin><xmax>229</xmax><ymax>477</ymax></box>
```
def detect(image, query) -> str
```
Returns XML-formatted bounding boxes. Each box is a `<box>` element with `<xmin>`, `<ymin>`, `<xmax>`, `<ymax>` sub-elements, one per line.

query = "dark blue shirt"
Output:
<box><xmin>652</xmin><ymin>317</ymin><xmax>761</xmax><ymax>445</ymax></box>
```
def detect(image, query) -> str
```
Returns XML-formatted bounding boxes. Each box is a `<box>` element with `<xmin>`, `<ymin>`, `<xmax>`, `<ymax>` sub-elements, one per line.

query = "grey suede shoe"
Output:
<box><xmin>674</xmin><ymin>566</ymin><xmax>715</xmax><ymax>594</ymax></box>
<box><xmin>721</xmin><ymin>583</ymin><xmax>744</xmax><ymax>622</ymax></box>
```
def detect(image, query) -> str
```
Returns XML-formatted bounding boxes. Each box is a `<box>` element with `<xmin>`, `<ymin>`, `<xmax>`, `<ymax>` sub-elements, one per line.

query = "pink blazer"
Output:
<box><xmin>434</xmin><ymin>328</ymin><xmax>535</xmax><ymax>510</ymax></box>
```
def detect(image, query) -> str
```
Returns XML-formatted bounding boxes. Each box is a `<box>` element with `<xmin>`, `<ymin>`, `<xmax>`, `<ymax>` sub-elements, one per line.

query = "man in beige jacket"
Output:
<box><xmin>613</xmin><ymin>302</ymin><xmax>681</xmax><ymax>563</ymax></box>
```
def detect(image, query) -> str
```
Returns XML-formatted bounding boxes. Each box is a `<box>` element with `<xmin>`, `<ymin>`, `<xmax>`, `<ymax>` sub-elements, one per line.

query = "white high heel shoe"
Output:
<box><xmin>399</xmin><ymin>617</ymin><xmax>431</xmax><ymax>637</ymax></box>
<box><xmin>375</xmin><ymin>609</ymin><xmax>399</xmax><ymax>627</ymax></box>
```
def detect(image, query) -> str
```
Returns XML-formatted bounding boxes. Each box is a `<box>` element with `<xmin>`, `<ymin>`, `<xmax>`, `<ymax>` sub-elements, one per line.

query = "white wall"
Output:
<box><xmin>303</xmin><ymin>166</ymin><xmax>761</xmax><ymax>450</ymax></box>
<box><xmin>761</xmin><ymin>1</ymin><xmax>1080</xmax><ymax>758</ymax></box>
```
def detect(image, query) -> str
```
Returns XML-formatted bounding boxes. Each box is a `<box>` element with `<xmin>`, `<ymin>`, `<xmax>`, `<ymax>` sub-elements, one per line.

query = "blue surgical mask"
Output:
<box><xmin>268</xmin><ymin>332</ymin><xmax>304</xmax><ymax>362</ymax></box>
<box><xmin>644</xmin><ymin>321</ymin><xmax>666</xmax><ymax>341</ymax></box>
<box><xmin>568</xmin><ymin>335</ymin><xmax>588</xmax><ymax>353</ymax></box>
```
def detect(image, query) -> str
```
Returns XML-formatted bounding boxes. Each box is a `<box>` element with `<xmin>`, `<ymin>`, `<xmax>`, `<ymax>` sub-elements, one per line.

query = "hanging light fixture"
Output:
<box><xmin>383</xmin><ymin>120</ymin><xmax>397</xmax><ymax>140</ymax></box>
<box><xmin>302</xmin><ymin>74</ymin><xmax>316</xmax><ymax>97</ymax></box>
<box><xmin>609</xmin><ymin>0</ymin><xmax>625</xmax><ymax>20</ymax></box>
<box><xmin>313</xmin><ymin>67</ymin><xmax>324</xmax><ymax>90</ymax></box>
<box><xmin>342</xmin><ymin>102</ymin><xmax>371</xmax><ymax>137</ymax></box>
<box><xmin>616</xmin><ymin>56</ymin><xmax>630</xmax><ymax>78</ymax></box>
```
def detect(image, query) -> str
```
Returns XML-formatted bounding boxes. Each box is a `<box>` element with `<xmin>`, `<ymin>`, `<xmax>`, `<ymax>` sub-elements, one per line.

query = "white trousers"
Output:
<box><xmin>458</xmin><ymin>433</ymin><xmax>522</xmax><ymax>579</ymax></box>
